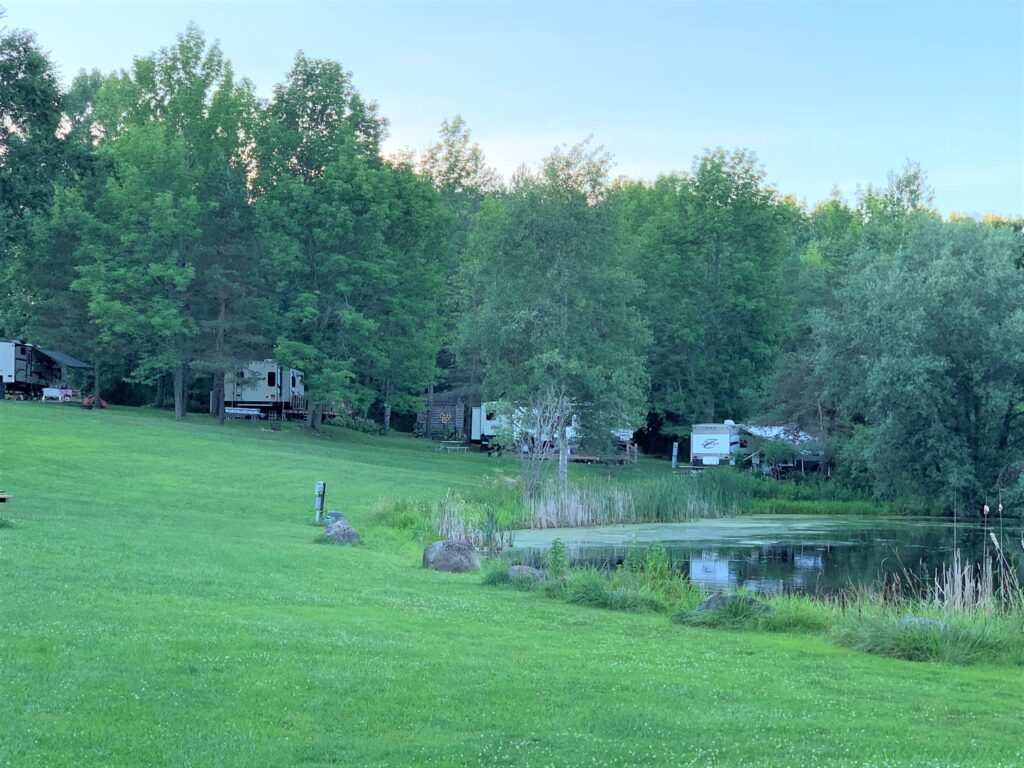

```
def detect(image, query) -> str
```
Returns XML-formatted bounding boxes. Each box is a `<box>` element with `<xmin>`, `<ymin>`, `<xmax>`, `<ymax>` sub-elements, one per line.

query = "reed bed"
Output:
<box><xmin>527</xmin><ymin>471</ymin><xmax>753</xmax><ymax>529</ymax></box>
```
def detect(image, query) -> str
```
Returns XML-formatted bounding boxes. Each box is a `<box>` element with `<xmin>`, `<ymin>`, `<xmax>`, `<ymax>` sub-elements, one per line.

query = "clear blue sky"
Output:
<box><xmin>5</xmin><ymin>0</ymin><xmax>1023</xmax><ymax>216</ymax></box>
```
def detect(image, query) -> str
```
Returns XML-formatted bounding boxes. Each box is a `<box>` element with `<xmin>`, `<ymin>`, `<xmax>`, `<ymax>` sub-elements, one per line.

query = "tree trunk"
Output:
<box><xmin>215</xmin><ymin>371</ymin><xmax>226</xmax><ymax>425</ymax></box>
<box><xmin>216</xmin><ymin>297</ymin><xmax>227</xmax><ymax>425</ymax></box>
<box><xmin>383</xmin><ymin>402</ymin><xmax>392</xmax><ymax>435</ymax></box>
<box><xmin>306</xmin><ymin>402</ymin><xmax>323</xmax><ymax>431</ymax></box>
<box><xmin>558</xmin><ymin>421</ymin><xmax>569</xmax><ymax>486</ymax></box>
<box><xmin>153</xmin><ymin>374</ymin><xmax>165</xmax><ymax>409</ymax></box>
<box><xmin>173</xmin><ymin>363</ymin><xmax>187</xmax><ymax>420</ymax></box>
<box><xmin>92</xmin><ymin>360</ymin><xmax>101</xmax><ymax>411</ymax></box>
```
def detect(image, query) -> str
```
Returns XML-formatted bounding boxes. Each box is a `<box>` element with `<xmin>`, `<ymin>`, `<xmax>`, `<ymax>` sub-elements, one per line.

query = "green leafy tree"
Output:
<box><xmin>815</xmin><ymin>213</ymin><xmax>1024</xmax><ymax>502</ymax></box>
<box><xmin>617</xmin><ymin>148</ymin><xmax>791</xmax><ymax>433</ymax></box>
<box><xmin>0</xmin><ymin>20</ymin><xmax>62</xmax><ymax>338</ymax></box>
<box><xmin>256</xmin><ymin>53</ymin><xmax>445</xmax><ymax>431</ymax></box>
<box><xmin>458</xmin><ymin>141</ymin><xmax>649</xmax><ymax>484</ymax></box>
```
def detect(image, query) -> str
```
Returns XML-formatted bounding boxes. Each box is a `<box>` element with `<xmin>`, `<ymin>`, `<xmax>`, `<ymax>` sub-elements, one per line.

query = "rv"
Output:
<box><xmin>689</xmin><ymin>421</ymin><xmax>741</xmax><ymax>466</ymax></box>
<box><xmin>0</xmin><ymin>341</ymin><xmax>90</xmax><ymax>399</ymax></box>
<box><xmin>470</xmin><ymin>402</ymin><xmax>633</xmax><ymax>455</ymax></box>
<box><xmin>223</xmin><ymin>360</ymin><xmax>306</xmax><ymax>419</ymax></box>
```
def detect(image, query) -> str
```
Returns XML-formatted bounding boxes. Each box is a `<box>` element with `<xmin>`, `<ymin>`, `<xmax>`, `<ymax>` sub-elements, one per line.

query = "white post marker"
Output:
<box><xmin>671</xmin><ymin>442</ymin><xmax>679</xmax><ymax>471</ymax></box>
<box><xmin>315</xmin><ymin>481</ymin><xmax>326</xmax><ymax>524</ymax></box>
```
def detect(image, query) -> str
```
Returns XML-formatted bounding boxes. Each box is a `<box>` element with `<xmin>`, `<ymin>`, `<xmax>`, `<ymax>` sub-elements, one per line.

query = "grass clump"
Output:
<box><xmin>833</xmin><ymin>611</ymin><xmax>1024</xmax><ymax>666</ymax></box>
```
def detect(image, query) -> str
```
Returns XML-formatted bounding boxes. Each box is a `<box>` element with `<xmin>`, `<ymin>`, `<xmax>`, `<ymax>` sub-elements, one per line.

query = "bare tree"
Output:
<box><xmin>497</xmin><ymin>386</ymin><xmax>573</xmax><ymax>501</ymax></box>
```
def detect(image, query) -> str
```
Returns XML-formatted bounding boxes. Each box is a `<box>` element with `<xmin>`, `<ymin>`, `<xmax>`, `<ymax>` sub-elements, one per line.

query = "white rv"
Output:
<box><xmin>223</xmin><ymin>360</ymin><xmax>306</xmax><ymax>419</ymax></box>
<box><xmin>689</xmin><ymin>421</ymin><xmax>741</xmax><ymax>466</ymax></box>
<box><xmin>0</xmin><ymin>340</ymin><xmax>90</xmax><ymax>399</ymax></box>
<box><xmin>470</xmin><ymin>402</ymin><xmax>631</xmax><ymax>454</ymax></box>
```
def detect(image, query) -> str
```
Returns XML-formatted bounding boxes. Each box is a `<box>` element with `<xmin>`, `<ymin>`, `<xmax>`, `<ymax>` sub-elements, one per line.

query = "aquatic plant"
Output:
<box><xmin>527</xmin><ymin>471</ymin><xmax>753</xmax><ymax>529</ymax></box>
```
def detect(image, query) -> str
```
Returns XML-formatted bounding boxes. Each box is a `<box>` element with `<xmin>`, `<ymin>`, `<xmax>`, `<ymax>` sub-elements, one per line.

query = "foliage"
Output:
<box><xmin>457</xmin><ymin>141</ymin><xmax>649</xmax><ymax>483</ymax></box>
<box><xmin>815</xmin><ymin>213</ymin><xmax>1024</xmax><ymax>503</ymax></box>
<box><xmin>616</xmin><ymin>149</ymin><xmax>791</xmax><ymax>429</ymax></box>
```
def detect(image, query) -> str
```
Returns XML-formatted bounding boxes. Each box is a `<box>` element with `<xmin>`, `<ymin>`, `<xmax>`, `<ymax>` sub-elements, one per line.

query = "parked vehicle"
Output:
<box><xmin>0</xmin><ymin>340</ymin><xmax>90</xmax><ymax>399</ymax></box>
<box><xmin>223</xmin><ymin>360</ymin><xmax>307</xmax><ymax>419</ymax></box>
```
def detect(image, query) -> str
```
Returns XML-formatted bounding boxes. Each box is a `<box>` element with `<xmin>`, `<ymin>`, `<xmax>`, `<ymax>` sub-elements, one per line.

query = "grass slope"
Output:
<box><xmin>2</xmin><ymin>403</ymin><xmax>1022</xmax><ymax>767</ymax></box>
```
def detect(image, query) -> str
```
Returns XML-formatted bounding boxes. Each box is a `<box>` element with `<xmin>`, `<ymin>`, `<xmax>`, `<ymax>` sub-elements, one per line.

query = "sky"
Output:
<box><xmin>4</xmin><ymin>0</ymin><xmax>1022</xmax><ymax>216</ymax></box>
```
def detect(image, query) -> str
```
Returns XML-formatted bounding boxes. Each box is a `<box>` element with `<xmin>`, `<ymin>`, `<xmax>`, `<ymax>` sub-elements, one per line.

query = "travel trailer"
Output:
<box><xmin>689</xmin><ymin>421</ymin><xmax>741</xmax><ymax>466</ymax></box>
<box><xmin>0</xmin><ymin>340</ymin><xmax>90</xmax><ymax>399</ymax></box>
<box><xmin>223</xmin><ymin>360</ymin><xmax>306</xmax><ymax>419</ymax></box>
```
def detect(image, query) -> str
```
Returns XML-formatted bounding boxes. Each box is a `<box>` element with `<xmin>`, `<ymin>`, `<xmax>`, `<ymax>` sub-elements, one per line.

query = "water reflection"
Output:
<box><xmin>512</xmin><ymin>516</ymin><xmax>1024</xmax><ymax>595</ymax></box>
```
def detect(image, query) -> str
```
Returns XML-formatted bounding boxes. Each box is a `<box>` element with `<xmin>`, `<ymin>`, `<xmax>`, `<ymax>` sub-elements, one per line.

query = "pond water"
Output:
<box><xmin>511</xmin><ymin>515</ymin><xmax>1024</xmax><ymax>595</ymax></box>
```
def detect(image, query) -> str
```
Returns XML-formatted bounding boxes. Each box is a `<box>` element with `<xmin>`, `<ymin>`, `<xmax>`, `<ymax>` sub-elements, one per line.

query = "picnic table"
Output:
<box><xmin>434</xmin><ymin>440</ymin><xmax>469</xmax><ymax>454</ymax></box>
<box><xmin>225</xmin><ymin>406</ymin><xmax>261</xmax><ymax>422</ymax></box>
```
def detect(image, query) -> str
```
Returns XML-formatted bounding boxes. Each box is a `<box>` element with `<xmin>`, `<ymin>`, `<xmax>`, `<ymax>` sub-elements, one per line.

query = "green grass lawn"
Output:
<box><xmin>2</xmin><ymin>403</ymin><xmax>1022</xmax><ymax>767</ymax></box>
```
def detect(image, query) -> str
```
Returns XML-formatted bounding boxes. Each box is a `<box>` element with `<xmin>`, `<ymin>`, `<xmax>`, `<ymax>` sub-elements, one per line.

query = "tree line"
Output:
<box><xmin>2</xmin><ymin>22</ymin><xmax>1022</xmax><ymax>507</ymax></box>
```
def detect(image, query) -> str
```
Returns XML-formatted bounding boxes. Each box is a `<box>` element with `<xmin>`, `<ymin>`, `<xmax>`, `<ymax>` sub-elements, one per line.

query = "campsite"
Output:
<box><xmin>2</xmin><ymin>2</ymin><xmax>1023</xmax><ymax>766</ymax></box>
<box><xmin>3</xmin><ymin>403</ymin><xmax>1023</xmax><ymax>767</ymax></box>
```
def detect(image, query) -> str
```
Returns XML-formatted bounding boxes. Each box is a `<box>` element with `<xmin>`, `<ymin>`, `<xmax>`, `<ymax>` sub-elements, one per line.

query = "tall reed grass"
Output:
<box><xmin>528</xmin><ymin>471</ymin><xmax>752</xmax><ymax>529</ymax></box>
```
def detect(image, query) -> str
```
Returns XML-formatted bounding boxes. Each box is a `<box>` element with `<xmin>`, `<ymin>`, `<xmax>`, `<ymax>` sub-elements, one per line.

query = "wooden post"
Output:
<box><xmin>671</xmin><ymin>442</ymin><xmax>679</xmax><ymax>471</ymax></box>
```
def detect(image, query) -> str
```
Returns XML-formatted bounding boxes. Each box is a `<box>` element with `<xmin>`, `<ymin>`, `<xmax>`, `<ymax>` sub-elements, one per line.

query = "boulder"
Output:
<box><xmin>422</xmin><ymin>540</ymin><xmax>480</xmax><ymax>573</ymax></box>
<box><xmin>322</xmin><ymin>514</ymin><xmax>360</xmax><ymax>545</ymax></box>
<box><xmin>694</xmin><ymin>593</ymin><xmax>771</xmax><ymax>614</ymax></box>
<box><xmin>898</xmin><ymin>616</ymin><xmax>948</xmax><ymax>632</ymax></box>
<box><xmin>323</xmin><ymin>510</ymin><xmax>347</xmax><ymax>526</ymax></box>
<box><xmin>507</xmin><ymin>565</ymin><xmax>546</xmax><ymax>581</ymax></box>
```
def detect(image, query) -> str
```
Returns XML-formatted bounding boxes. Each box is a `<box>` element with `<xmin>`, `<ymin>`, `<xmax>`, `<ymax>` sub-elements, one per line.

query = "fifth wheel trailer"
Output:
<box><xmin>223</xmin><ymin>360</ymin><xmax>307</xmax><ymax>419</ymax></box>
<box><xmin>0</xmin><ymin>340</ymin><xmax>91</xmax><ymax>399</ymax></box>
<box><xmin>689</xmin><ymin>421</ymin><xmax>741</xmax><ymax>466</ymax></box>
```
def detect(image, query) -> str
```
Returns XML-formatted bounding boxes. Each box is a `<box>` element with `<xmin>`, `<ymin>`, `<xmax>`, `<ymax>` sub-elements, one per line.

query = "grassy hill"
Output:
<box><xmin>2</xmin><ymin>403</ymin><xmax>1022</xmax><ymax>767</ymax></box>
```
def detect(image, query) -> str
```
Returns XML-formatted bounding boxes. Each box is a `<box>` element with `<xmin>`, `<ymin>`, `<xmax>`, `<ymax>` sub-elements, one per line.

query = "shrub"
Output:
<box><xmin>546</xmin><ymin>538</ymin><xmax>569</xmax><ymax>582</ymax></box>
<box><xmin>481</xmin><ymin>559</ymin><xmax>512</xmax><ymax>586</ymax></box>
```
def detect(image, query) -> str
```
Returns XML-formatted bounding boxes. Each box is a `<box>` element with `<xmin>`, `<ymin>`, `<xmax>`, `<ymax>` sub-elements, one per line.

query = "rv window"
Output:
<box><xmin>267</xmin><ymin>371</ymin><xmax>277</xmax><ymax>387</ymax></box>
<box><xmin>291</xmin><ymin>374</ymin><xmax>296</xmax><ymax>388</ymax></box>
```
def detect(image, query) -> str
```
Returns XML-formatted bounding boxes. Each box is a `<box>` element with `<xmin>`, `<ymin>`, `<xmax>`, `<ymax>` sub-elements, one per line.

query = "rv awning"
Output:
<box><xmin>37</xmin><ymin>348</ymin><xmax>91</xmax><ymax>369</ymax></box>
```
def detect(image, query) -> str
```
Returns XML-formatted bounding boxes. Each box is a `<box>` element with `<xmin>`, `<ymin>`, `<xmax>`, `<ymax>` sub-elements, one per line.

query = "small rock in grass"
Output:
<box><xmin>898</xmin><ymin>616</ymin><xmax>948</xmax><ymax>632</ymax></box>
<box><xmin>422</xmin><ymin>540</ymin><xmax>480</xmax><ymax>573</ymax></box>
<box><xmin>323</xmin><ymin>510</ymin><xmax>348</xmax><ymax>526</ymax></box>
<box><xmin>507</xmin><ymin>565</ymin><xmax>546</xmax><ymax>581</ymax></box>
<box><xmin>323</xmin><ymin>514</ymin><xmax>360</xmax><ymax>545</ymax></box>
<box><xmin>694</xmin><ymin>594</ymin><xmax>771</xmax><ymax>614</ymax></box>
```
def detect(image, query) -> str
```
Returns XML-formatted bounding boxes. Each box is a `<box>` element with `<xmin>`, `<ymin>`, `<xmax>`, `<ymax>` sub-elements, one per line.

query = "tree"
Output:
<box><xmin>814</xmin><ymin>214</ymin><xmax>1024</xmax><ymax>503</ymax></box>
<box><xmin>617</xmin><ymin>149</ymin><xmax>791</xmax><ymax>435</ymax></box>
<box><xmin>78</xmin><ymin>25</ymin><xmax>262</xmax><ymax>419</ymax></box>
<box><xmin>256</xmin><ymin>53</ymin><xmax>446</xmax><ymax>431</ymax></box>
<box><xmin>70</xmin><ymin>123</ymin><xmax>200</xmax><ymax>414</ymax></box>
<box><xmin>458</xmin><ymin>141</ymin><xmax>649</xmax><ymax>485</ymax></box>
<box><xmin>0</xmin><ymin>20</ymin><xmax>62</xmax><ymax>338</ymax></box>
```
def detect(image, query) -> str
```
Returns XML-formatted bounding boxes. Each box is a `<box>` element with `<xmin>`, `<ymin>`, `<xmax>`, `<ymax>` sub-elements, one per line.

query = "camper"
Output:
<box><xmin>0</xmin><ymin>340</ymin><xmax>90</xmax><ymax>399</ymax></box>
<box><xmin>223</xmin><ymin>360</ymin><xmax>306</xmax><ymax>419</ymax></box>
<box><xmin>471</xmin><ymin>402</ymin><xmax>634</xmax><ymax>456</ymax></box>
<box><xmin>690</xmin><ymin>421</ymin><xmax>741</xmax><ymax>466</ymax></box>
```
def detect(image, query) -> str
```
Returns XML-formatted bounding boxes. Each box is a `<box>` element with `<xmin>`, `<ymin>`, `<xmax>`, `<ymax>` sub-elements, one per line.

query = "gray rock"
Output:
<box><xmin>694</xmin><ymin>593</ymin><xmax>771</xmax><ymax>614</ymax></box>
<box><xmin>422</xmin><ymin>540</ymin><xmax>480</xmax><ymax>573</ymax></box>
<box><xmin>507</xmin><ymin>565</ymin><xmax>546</xmax><ymax>581</ymax></box>
<box><xmin>898</xmin><ymin>616</ymin><xmax>948</xmax><ymax>632</ymax></box>
<box><xmin>322</xmin><ymin>514</ymin><xmax>360</xmax><ymax>545</ymax></box>
<box><xmin>323</xmin><ymin>510</ymin><xmax>348</xmax><ymax>526</ymax></box>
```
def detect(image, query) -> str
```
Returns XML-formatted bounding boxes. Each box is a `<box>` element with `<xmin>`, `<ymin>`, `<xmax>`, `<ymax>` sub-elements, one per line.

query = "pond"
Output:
<box><xmin>510</xmin><ymin>515</ymin><xmax>1024</xmax><ymax>595</ymax></box>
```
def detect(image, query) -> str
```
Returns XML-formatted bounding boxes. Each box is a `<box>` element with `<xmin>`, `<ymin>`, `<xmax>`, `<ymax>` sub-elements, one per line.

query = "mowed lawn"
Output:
<box><xmin>1</xmin><ymin>404</ymin><xmax>1022</xmax><ymax>768</ymax></box>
